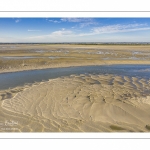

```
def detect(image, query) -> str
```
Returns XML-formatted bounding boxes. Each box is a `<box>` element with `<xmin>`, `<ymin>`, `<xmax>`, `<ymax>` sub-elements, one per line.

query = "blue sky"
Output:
<box><xmin>0</xmin><ymin>18</ymin><xmax>150</xmax><ymax>43</ymax></box>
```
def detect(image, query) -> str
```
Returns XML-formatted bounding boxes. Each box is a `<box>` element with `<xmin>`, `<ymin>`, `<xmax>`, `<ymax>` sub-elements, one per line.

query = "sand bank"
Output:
<box><xmin>1</xmin><ymin>74</ymin><xmax>150</xmax><ymax>132</ymax></box>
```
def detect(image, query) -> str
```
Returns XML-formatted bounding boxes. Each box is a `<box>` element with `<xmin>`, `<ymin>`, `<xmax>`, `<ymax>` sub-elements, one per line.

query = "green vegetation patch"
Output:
<box><xmin>110</xmin><ymin>125</ymin><xmax>125</xmax><ymax>130</ymax></box>
<box><xmin>145</xmin><ymin>125</ymin><xmax>150</xmax><ymax>131</ymax></box>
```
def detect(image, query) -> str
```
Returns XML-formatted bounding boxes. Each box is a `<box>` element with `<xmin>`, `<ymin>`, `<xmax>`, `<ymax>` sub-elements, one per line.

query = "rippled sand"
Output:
<box><xmin>1</xmin><ymin>74</ymin><xmax>150</xmax><ymax>132</ymax></box>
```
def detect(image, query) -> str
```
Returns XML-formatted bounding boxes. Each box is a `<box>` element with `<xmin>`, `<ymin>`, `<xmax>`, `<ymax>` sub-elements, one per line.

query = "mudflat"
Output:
<box><xmin>0</xmin><ymin>44</ymin><xmax>150</xmax><ymax>73</ymax></box>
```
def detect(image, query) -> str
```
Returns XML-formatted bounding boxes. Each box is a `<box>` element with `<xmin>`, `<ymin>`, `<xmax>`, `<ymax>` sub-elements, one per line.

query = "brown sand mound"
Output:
<box><xmin>1</xmin><ymin>74</ymin><xmax>150</xmax><ymax>132</ymax></box>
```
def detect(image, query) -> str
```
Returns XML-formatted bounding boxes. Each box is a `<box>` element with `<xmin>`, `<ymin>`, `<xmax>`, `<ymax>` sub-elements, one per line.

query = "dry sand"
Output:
<box><xmin>1</xmin><ymin>74</ymin><xmax>150</xmax><ymax>132</ymax></box>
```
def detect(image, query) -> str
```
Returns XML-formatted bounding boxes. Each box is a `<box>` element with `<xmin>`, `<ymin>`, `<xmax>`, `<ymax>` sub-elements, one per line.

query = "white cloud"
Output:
<box><xmin>92</xmin><ymin>23</ymin><xmax>148</xmax><ymax>34</ymax></box>
<box><xmin>48</xmin><ymin>19</ymin><xmax>61</xmax><ymax>23</ymax></box>
<box><xmin>61</xmin><ymin>18</ymin><xmax>86</xmax><ymax>22</ymax></box>
<box><xmin>61</xmin><ymin>18</ymin><xmax>94</xmax><ymax>23</ymax></box>
<box><xmin>26</xmin><ymin>24</ymin><xmax>150</xmax><ymax>41</ymax></box>
<box><xmin>28</xmin><ymin>29</ymin><xmax>41</xmax><ymax>32</ymax></box>
<box><xmin>28</xmin><ymin>29</ymin><xmax>74</xmax><ymax>39</ymax></box>
<box><xmin>80</xmin><ymin>22</ymin><xmax>98</xmax><ymax>28</ymax></box>
<box><xmin>79</xmin><ymin>23</ymin><xmax>150</xmax><ymax>36</ymax></box>
<box><xmin>51</xmin><ymin>30</ymin><xmax>73</xmax><ymax>36</ymax></box>
<box><xmin>46</xmin><ymin>18</ymin><xmax>98</xmax><ymax>28</ymax></box>
<box><xmin>46</xmin><ymin>18</ymin><xmax>93</xmax><ymax>23</ymax></box>
<box><xmin>61</xmin><ymin>18</ymin><xmax>97</xmax><ymax>28</ymax></box>
<box><xmin>15</xmin><ymin>19</ymin><xmax>20</xmax><ymax>23</ymax></box>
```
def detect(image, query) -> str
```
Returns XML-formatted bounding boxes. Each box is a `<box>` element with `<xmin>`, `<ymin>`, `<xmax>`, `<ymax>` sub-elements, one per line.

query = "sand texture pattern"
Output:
<box><xmin>1</xmin><ymin>74</ymin><xmax>150</xmax><ymax>132</ymax></box>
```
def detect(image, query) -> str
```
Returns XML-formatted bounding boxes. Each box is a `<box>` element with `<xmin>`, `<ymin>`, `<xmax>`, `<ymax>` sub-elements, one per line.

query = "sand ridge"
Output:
<box><xmin>1</xmin><ymin>74</ymin><xmax>150</xmax><ymax>132</ymax></box>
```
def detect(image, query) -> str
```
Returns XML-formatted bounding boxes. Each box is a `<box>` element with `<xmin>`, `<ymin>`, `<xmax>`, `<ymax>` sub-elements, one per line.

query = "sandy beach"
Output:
<box><xmin>0</xmin><ymin>44</ymin><xmax>150</xmax><ymax>132</ymax></box>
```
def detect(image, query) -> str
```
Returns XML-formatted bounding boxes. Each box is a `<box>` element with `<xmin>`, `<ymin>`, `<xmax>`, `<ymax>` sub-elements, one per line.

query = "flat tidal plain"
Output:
<box><xmin>0</xmin><ymin>44</ymin><xmax>150</xmax><ymax>73</ymax></box>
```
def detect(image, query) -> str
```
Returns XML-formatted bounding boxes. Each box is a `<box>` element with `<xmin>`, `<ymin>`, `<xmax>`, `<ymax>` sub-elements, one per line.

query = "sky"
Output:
<box><xmin>0</xmin><ymin>18</ymin><xmax>150</xmax><ymax>43</ymax></box>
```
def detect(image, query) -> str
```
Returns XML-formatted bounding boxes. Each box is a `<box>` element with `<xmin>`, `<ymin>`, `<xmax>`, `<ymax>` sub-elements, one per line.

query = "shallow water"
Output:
<box><xmin>0</xmin><ymin>65</ymin><xmax>150</xmax><ymax>90</ymax></box>
<box><xmin>102</xmin><ymin>57</ymin><xmax>147</xmax><ymax>60</ymax></box>
<box><xmin>1</xmin><ymin>56</ymin><xmax>76</xmax><ymax>59</ymax></box>
<box><xmin>2</xmin><ymin>56</ymin><xmax>39</xmax><ymax>59</ymax></box>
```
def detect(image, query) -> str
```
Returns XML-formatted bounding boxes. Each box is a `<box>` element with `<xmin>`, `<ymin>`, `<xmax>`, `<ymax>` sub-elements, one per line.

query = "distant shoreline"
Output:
<box><xmin>0</xmin><ymin>43</ymin><xmax>150</xmax><ymax>45</ymax></box>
